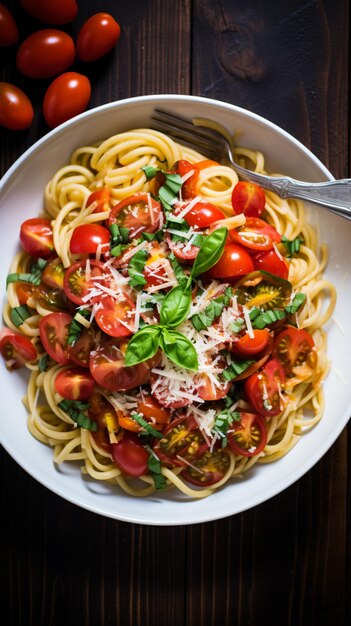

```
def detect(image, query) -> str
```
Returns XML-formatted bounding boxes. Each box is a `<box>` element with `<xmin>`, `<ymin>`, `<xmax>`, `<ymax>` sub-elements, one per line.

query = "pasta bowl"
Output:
<box><xmin>0</xmin><ymin>94</ymin><xmax>350</xmax><ymax>525</ymax></box>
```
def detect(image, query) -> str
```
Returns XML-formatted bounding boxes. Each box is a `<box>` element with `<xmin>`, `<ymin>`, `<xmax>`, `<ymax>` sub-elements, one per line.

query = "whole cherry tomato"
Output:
<box><xmin>111</xmin><ymin>436</ymin><xmax>149</xmax><ymax>477</ymax></box>
<box><xmin>0</xmin><ymin>4</ymin><xmax>19</xmax><ymax>47</ymax></box>
<box><xmin>231</xmin><ymin>181</ymin><xmax>266</xmax><ymax>217</ymax></box>
<box><xmin>207</xmin><ymin>243</ymin><xmax>254</xmax><ymax>280</ymax></box>
<box><xmin>20</xmin><ymin>218</ymin><xmax>54</xmax><ymax>257</ymax></box>
<box><xmin>0</xmin><ymin>83</ymin><xmax>33</xmax><ymax>130</ymax></box>
<box><xmin>253</xmin><ymin>248</ymin><xmax>289</xmax><ymax>279</ymax></box>
<box><xmin>19</xmin><ymin>1</ymin><xmax>78</xmax><ymax>25</ymax></box>
<box><xmin>43</xmin><ymin>72</ymin><xmax>91</xmax><ymax>128</ymax></box>
<box><xmin>77</xmin><ymin>13</ymin><xmax>121</xmax><ymax>62</ymax></box>
<box><xmin>16</xmin><ymin>29</ymin><xmax>75</xmax><ymax>79</ymax></box>
<box><xmin>69</xmin><ymin>224</ymin><xmax>110</xmax><ymax>255</ymax></box>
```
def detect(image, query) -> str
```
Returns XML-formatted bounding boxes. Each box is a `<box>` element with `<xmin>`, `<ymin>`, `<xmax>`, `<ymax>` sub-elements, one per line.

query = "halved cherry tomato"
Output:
<box><xmin>16</xmin><ymin>282</ymin><xmax>36</xmax><ymax>306</ymax></box>
<box><xmin>77</xmin><ymin>13</ymin><xmax>121</xmax><ymax>62</ymax></box>
<box><xmin>196</xmin><ymin>373</ymin><xmax>231</xmax><ymax>401</ymax></box>
<box><xmin>0</xmin><ymin>83</ymin><xmax>34</xmax><ymax>131</ymax></box>
<box><xmin>153</xmin><ymin>415</ymin><xmax>208</xmax><ymax>467</ymax></box>
<box><xmin>174</xmin><ymin>200</ymin><xmax>225</xmax><ymax>228</ymax></box>
<box><xmin>0</xmin><ymin>5</ymin><xmax>19</xmax><ymax>47</ymax></box>
<box><xmin>229</xmin><ymin>218</ymin><xmax>281</xmax><ymax>252</ymax></box>
<box><xmin>244</xmin><ymin>358</ymin><xmax>286</xmax><ymax>418</ymax></box>
<box><xmin>95</xmin><ymin>295</ymin><xmax>136</xmax><ymax>338</ymax></box>
<box><xmin>174</xmin><ymin>160</ymin><xmax>199</xmax><ymax>199</ymax></box>
<box><xmin>63</xmin><ymin>260</ymin><xmax>105</xmax><ymax>305</ymax></box>
<box><xmin>111</xmin><ymin>436</ymin><xmax>149</xmax><ymax>477</ymax></box>
<box><xmin>149</xmin><ymin>372</ymin><xmax>189</xmax><ymax>409</ymax></box>
<box><xmin>253</xmin><ymin>249</ymin><xmax>289</xmax><ymax>280</ymax></box>
<box><xmin>231</xmin><ymin>181</ymin><xmax>266</xmax><ymax>218</ymax></box>
<box><xmin>117</xmin><ymin>395</ymin><xmax>171</xmax><ymax>433</ymax></box>
<box><xmin>89</xmin><ymin>339</ymin><xmax>157</xmax><ymax>392</ymax></box>
<box><xmin>86</xmin><ymin>188</ymin><xmax>111</xmax><ymax>214</ymax></box>
<box><xmin>70</xmin><ymin>224</ymin><xmax>110</xmax><ymax>255</ymax></box>
<box><xmin>42</xmin><ymin>258</ymin><xmax>65</xmax><ymax>289</ymax></box>
<box><xmin>108</xmin><ymin>193</ymin><xmax>162</xmax><ymax>239</ymax></box>
<box><xmin>36</xmin><ymin>284</ymin><xmax>71</xmax><ymax>312</ymax></box>
<box><xmin>166</xmin><ymin>233</ymin><xmax>199</xmax><ymax>262</ymax></box>
<box><xmin>0</xmin><ymin>329</ymin><xmax>37</xmax><ymax>370</ymax></box>
<box><xmin>19</xmin><ymin>1</ymin><xmax>78</xmax><ymax>24</ymax></box>
<box><xmin>231</xmin><ymin>329</ymin><xmax>270</xmax><ymax>357</ymax></box>
<box><xmin>228</xmin><ymin>412</ymin><xmax>267</xmax><ymax>457</ymax></box>
<box><xmin>20</xmin><ymin>218</ymin><xmax>53</xmax><ymax>258</ymax></box>
<box><xmin>233</xmin><ymin>271</ymin><xmax>292</xmax><ymax>311</ymax></box>
<box><xmin>207</xmin><ymin>244</ymin><xmax>254</xmax><ymax>280</ymax></box>
<box><xmin>89</xmin><ymin>391</ymin><xmax>118</xmax><ymax>453</ymax></box>
<box><xmin>67</xmin><ymin>327</ymin><xmax>96</xmax><ymax>368</ymax></box>
<box><xmin>43</xmin><ymin>72</ymin><xmax>91</xmax><ymax>129</ymax></box>
<box><xmin>39</xmin><ymin>311</ymin><xmax>72</xmax><ymax>365</ymax></box>
<box><xmin>230</xmin><ymin>333</ymin><xmax>273</xmax><ymax>382</ymax></box>
<box><xmin>144</xmin><ymin>260</ymin><xmax>169</xmax><ymax>288</ymax></box>
<box><xmin>54</xmin><ymin>367</ymin><xmax>95</xmax><ymax>401</ymax></box>
<box><xmin>182</xmin><ymin>447</ymin><xmax>231</xmax><ymax>486</ymax></box>
<box><xmin>16</xmin><ymin>30</ymin><xmax>75</xmax><ymax>79</ymax></box>
<box><xmin>272</xmin><ymin>326</ymin><xmax>317</xmax><ymax>386</ymax></box>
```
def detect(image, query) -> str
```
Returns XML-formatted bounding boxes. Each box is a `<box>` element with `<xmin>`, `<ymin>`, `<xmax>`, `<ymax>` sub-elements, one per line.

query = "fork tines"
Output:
<box><xmin>151</xmin><ymin>109</ymin><xmax>219</xmax><ymax>158</ymax></box>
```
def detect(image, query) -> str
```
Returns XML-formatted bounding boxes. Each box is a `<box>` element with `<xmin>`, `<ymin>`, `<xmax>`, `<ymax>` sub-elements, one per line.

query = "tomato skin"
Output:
<box><xmin>54</xmin><ymin>367</ymin><xmax>95</xmax><ymax>401</ymax></box>
<box><xmin>16</xmin><ymin>30</ymin><xmax>75</xmax><ymax>79</ymax></box>
<box><xmin>253</xmin><ymin>249</ymin><xmax>289</xmax><ymax>280</ymax></box>
<box><xmin>19</xmin><ymin>1</ymin><xmax>78</xmax><ymax>25</ymax></box>
<box><xmin>207</xmin><ymin>244</ymin><xmax>254</xmax><ymax>280</ymax></box>
<box><xmin>229</xmin><ymin>218</ymin><xmax>281</xmax><ymax>252</ymax></box>
<box><xmin>95</xmin><ymin>295</ymin><xmax>136</xmax><ymax>338</ymax></box>
<box><xmin>86</xmin><ymin>188</ymin><xmax>111</xmax><ymax>214</ymax></box>
<box><xmin>42</xmin><ymin>258</ymin><xmax>65</xmax><ymax>289</ymax></box>
<box><xmin>150</xmin><ymin>372</ymin><xmax>189</xmax><ymax>409</ymax></box>
<box><xmin>174</xmin><ymin>200</ymin><xmax>225</xmax><ymax>228</ymax></box>
<box><xmin>272</xmin><ymin>326</ymin><xmax>317</xmax><ymax>385</ymax></box>
<box><xmin>244</xmin><ymin>358</ymin><xmax>286</xmax><ymax>418</ymax></box>
<box><xmin>228</xmin><ymin>412</ymin><xmax>268</xmax><ymax>457</ymax></box>
<box><xmin>174</xmin><ymin>160</ymin><xmax>199</xmax><ymax>199</ymax></box>
<box><xmin>231</xmin><ymin>181</ymin><xmax>266</xmax><ymax>218</ymax></box>
<box><xmin>39</xmin><ymin>311</ymin><xmax>73</xmax><ymax>365</ymax></box>
<box><xmin>16</xmin><ymin>282</ymin><xmax>36</xmax><ymax>306</ymax></box>
<box><xmin>43</xmin><ymin>72</ymin><xmax>91</xmax><ymax>129</ymax></box>
<box><xmin>89</xmin><ymin>339</ymin><xmax>156</xmax><ymax>392</ymax></box>
<box><xmin>67</xmin><ymin>327</ymin><xmax>96</xmax><ymax>368</ymax></box>
<box><xmin>231</xmin><ymin>329</ymin><xmax>270</xmax><ymax>357</ymax></box>
<box><xmin>0</xmin><ymin>329</ymin><xmax>37</xmax><ymax>369</ymax></box>
<box><xmin>20</xmin><ymin>218</ymin><xmax>54</xmax><ymax>258</ymax></box>
<box><xmin>63</xmin><ymin>259</ymin><xmax>105</xmax><ymax>306</ymax></box>
<box><xmin>111</xmin><ymin>437</ymin><xmax>149</xmax><ymax>477</ymax></box>
<box><xmin>108</xmin><ymin>193</ymin><xmax>162</xmax><ymax>239</ymax></box>
<box><xmin>70</xmin><ymin>224</ymin><xmax>110</xmax><ymax>255</ymax></box>
<box><xmin>0</xmin><ymin>4</ymin><xmax>19</xmax><ymax>47</ymax></box>
<box><xmin>182</xmin><ymin>447</ymin><xmax>231</xmax><ymax>486</ymax></box>
<box><xmin>153</xmin><ymin>416</ymin><xmax>207</xmax><ymax>467</ymax></box>
<box><xmin>77</xmin><ymin>13</ymin><xmax>121</xmax><ymax>62</ymax></box>
<box><xmin>196</xmin><ymin>373</ymin><xmax>231</xmax><ymax>401</ymax></box>
<box><xmin>0</xmin><ymin>82</ymin><xmax>34</xmax><ymax>130</ymax></box>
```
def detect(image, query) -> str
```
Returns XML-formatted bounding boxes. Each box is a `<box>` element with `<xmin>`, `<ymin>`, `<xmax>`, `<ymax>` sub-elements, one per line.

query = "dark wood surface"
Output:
<box><xmin>0</xmin><ymin>1</ymin><xmax>349</xmax><ymax>625</ymax></box>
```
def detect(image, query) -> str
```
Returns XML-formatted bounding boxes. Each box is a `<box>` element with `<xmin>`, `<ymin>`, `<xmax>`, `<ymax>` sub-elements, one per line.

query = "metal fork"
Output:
<box><xmin>151</xmin><ymin>109</ymin><xmax>351</xmax><ymax>220</ymax></box>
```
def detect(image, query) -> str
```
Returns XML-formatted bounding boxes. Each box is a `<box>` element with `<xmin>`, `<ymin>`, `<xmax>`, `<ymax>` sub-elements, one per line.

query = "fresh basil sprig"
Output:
<box><xmin>190</xmin><ymin>227</ymin><xmax>228</xmax><ymax>278</ymax></box>
<box><xmin>159</xmin><ymin>328</ymin><xmax>198</xmax><ymax>370</ymax></box>
<box><xmin>125</xmin><ymin>325</ymin><xmax>162</xmax><ymax>366</ymax></box>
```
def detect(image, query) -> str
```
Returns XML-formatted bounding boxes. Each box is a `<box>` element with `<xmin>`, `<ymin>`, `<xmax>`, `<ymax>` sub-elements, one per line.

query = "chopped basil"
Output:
<box><xmin>222</xmin><ymin>357</ymin><xmax>254</xmax><ymax>381</ymax></box>
<box><xmin>281</xmin><ymin>235</ymin><xmax>303</xmax><ymax>257</ymax></box>
<box><xmin>128</xmin><ymin>249</ymin><xmax>148</xmax><ymax>289</ymax></box>
<box><xmin>140</xmin><ymin>230</ymin><xmax>164</xmax><ymax>242</ymax></box>
<box><xmin>251</xmin><ymin>308</ymin><xmax>286</xmax><ymax>329</ymax></box>
<box><xmin>147</xmin><ymin>454</ymin><xmax>167</xmax><ymax>490</ymax></box>
<box><xmin>212</xmin><ymin>408</ymin><xmax>241</xmax><ymax>448</ymax></box>
<box><xmin>109</xmin><ymin>224</ymin><xmax>130</xmax><ymax>255</ymax></box>
<box><xmin>38</xmin><ymin>354</ymin><xmax>49</xmax><ymax>372</ymax></box>
<box><xmin>10</xmin><ymin>305</ymin><xmax>31</xmax><ymax>327</ymax></box>
<box><xmin>168</xmin><ymin>252</ymin><xmax>189</xmax><ymax>288</ymax></box>
<box><xmin>229</xmin><ymin>318</ymin><xmax>244</xmax><ymax>334</ymax></box>
<box><xmin>130</xmin><ymin>412</ymin><xmax>163</xmax><ymax>439</ymax></box>
<box><xmin>7</xmin><ymin>257</ymin><xmax>47</xmax><ymax>287</ymax></box>
<box><xmin>285</xmin><ymin>292</ymin><xmax>306</xmax><ymax>314</ymax></box>
<box><xmin>142</xmin><ymin>165</ymin><xmax>159</xmax><ymax>180</ymax></box>
<box><xmin>67</xmin><ymin>310</ymin><xmax>90</xmax><ymax>346</ymax></box>
<box><xmin>58</xmin><ymin>399</ymin><xmax>97</xmax><ymax>432</ymax></box>
<box><xmin>190</xmin><ymin>287</ymin><xmax>232</xmax><ymax>331</ymax></box>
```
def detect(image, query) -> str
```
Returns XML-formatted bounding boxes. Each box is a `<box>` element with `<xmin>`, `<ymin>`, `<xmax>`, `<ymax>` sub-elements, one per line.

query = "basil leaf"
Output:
<box><xmin>58</xmin><ymin>399</ymin><xmax>97</xmax><ymax>432</ymax></box>
<box><xmin>130</xmin><ymin>413</ymin><xmax>163</xmax><ymax>439</ymax></box>
<box><xmin>212</xmin><ymin>408</ymin><xmax>241</xmax><ymax>448</ymax></box>
<box><xmin>251</xmin><ymin>308</ymin><xmax>286</xmax><ymax>329</ymax></box>
<box><xmin>128</xmin><ymin>249</ymin><xmax>148</xmax><ymax>289</ymax></box>
<box><xmin>160</xmin><ymin>328</ymin><xmax>198</xmax><ymax>370</ymax></box>
<box><xmin>124</xmin><ymin>325</ymin><xmax>161</xmax><ymax>366</ymax></box>
<box><xmin>190</xmin><ymin>287</ymin><xmax>232</xmax><ymax>331</ymax></box>
<box><xmin>160</xmin><ymin>285</ymin><xmax>191</xmax><ymax>328</ymax></box>
<box><xmin>222</xmin><ymin>358</ymin><xmax>254</xmax><ymax>381</ymax></box>
<box><xmin>10</xmin><ymin>305</ymin><xmax>31</xmax><ymax>327</ymax></box>
<box><xmin>191</xmin><ymin>227</ymin><xmax>228</xmax><ymax>277</ymax></box>
<box><xmin>285</xmin><ymin>292</ymin><xmax>306</xmax><ymax>314</ymax></box>
<box><xmin>147</xmin><ymin>454</ymin><xmax>167</xmax><ymax>490</ymax></box>
<box><xmin>169</xmin><ymin>252</ymin><xmax>189</xmax><ymax>288</ymax></box>
<box><xmin>142</xmin><ymin>165</ymin><xmax>159</xmax><ymax>180</ymax></box>
<box><xmin>281</xmin><ymin>235</ymin><xmax>303</xmax><ymax>257</ymax></box>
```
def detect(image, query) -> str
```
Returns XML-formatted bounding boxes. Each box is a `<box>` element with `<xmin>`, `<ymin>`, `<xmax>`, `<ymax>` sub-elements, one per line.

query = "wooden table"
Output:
<box><xmin>1</xmin><ymin>1</ymin><xmax>349</xmax><ymax>624</ymax></box>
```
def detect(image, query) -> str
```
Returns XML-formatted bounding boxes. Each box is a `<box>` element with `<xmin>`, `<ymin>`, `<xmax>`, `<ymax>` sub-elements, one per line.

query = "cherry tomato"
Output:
<box><xmin>272</xmin><ymin>326</ymin><xmax>317</xmax><ymax>386</ymax></box>
<box><xmin>166</xmin><ymin>232</ymin><xmax>200</xmax><ymax>262</ymax></box>
<box><xmin>88</xmin><ymin>391</ymin><xmax>118</xmax><ymax>453</ymax></box>
<box><xmin>77</xmin><ymin>13</ymin><xmax>121</xmax><ymax>62</ymax></box>
<box><xmin>174</xmin><ymin>200</ymin><xmax>225</xmax><ymax>228</ymax></box>
<box><xmin>229</xmin><ymin>218</ymin><xmax>281</xmax><ymax>252</ymax></box>
<box><xmin>43</xmin><ymin>72</ymin><xmax>91</xmax><ymax>129</ymax></box>
<box><xmin>111</xmin><ymin>437</ymin><xmax>149</xmax><ymax>477</ymax></box>
<box><xmin>36</xmin><ymin>283</ymin><xmax>71</xmax><ymax>312</ymax></box>
<box><xmin>150</xmin><ymin>372</ymin><xmax>189</xmax><ymax>409</ymax></box>
<box><xmin>117</xmin><ymin>395</ymin><xmax>170</xmax><ymax>433</ymax></box>
<box><xmin>89</xmin><ymin>339</ymin><xmax>156</xmax><ymax>392</ymax></box>
<box><xmin>244</xmin><ymin>358</ymin><xmax>286</xmax><ymax>418</ymax></box>
<box><xmin>153</xmin><ymin>415</ymin><xmax>208</xmax><ymax>467</ymax></box>
<box><xmin>0</xmin><ymin>82</ymin><xmax>34</xmax><ymax>130</ymax></box>
<box><xmin>20</xmin><ymin>218</ymin><xmax>54</xmax><ymax>258</ymax></box>
<box><xmin>95</xmin><ymin>295</ymin><xmax>136</xmax><ymax>338</ymax></box>
<box><xmin>41</xmin><ymin>257</ymin><xmax>65</xmax><ymax>289</ymax></box>
<box><xmin>233</xmin><ymin>271</ymin><xmax>292</xmax><ymax>311</ymax></box>
<box><xmin>63</xmin><ymin>260</ymin><xmax>105</xmax><ymax>305</ymax></box>
<box><xmin>16</xmin><ymin>282</ymin><xmax>36</xmax><ymax>306</ymax></box>
<box><xmin>19</xmin><ymin>1</ymin><xmax>78</xmax><ymax>24</ymax></box>
<box><xmin>108</xmin><ymin>193</ymin><xmax>162</xmax><ymax>239</ymax></box>
<box><xmin>86</xmin><ymin>188</ymin><xmax>111</xmax><ymax>214</ymax></box>
<box><xmin>228</xmin><ymin>412</ymin><xmax>267</xmax><ymax>457</ymax></box>
<box><xmin>196</xmin><ymin>373</ymin><xmax>231</xmax><ymax>401</ymax></box>
<box><xmin>174</xmin><ymin>160</ymin><xmax>199</xmax><ymax>199</ymax></box>
<box><xmin>231</xmin><ymin>181</ymin><xmax>266</xmax><ymax>218</ymax></box>
<box><xmin>39</xmin><ymin>311</ymin><xmax>72</xmax><ymax>365</ymax></box>
<box><xmin>67</xmin><ymin>327</ymin><xmax>96</xmax><ymax>368</ymax></box>
<box><xmin>70</xmin><ymin>224</ymin><xmax>110</xmax><ymax>255</ymax></box>
<box><xmin>231</xmin><ymin>329</ymin><xmax>270</xmax><ymax>357</ymax></box>
<box><xmin>144</xmin><ymin>259</ymin><xmax>169</xmax><ymax>288</ymax></box>
<box><xmin>207</xmin><ymin>244</ymin><xmax>254</xmax><ymax>280</ymax></box>
<box><xmin>182</xmin><ymin>447</ymin><xmax>231</xmax><ymax>486</ymax></box>
<box><xmin>0</xmin><ymin>329</ymin><xmax>36</xmax><ymax>370</ymax></box>
<box><xmin>253</xmin><ymin>248</ymin><xmax>289</xmax><ymax>279</ymax></box>
<box><xmin>54</xmin><ymin>367</ymin><xmax>95</xmax><ymax>401</ymax></box>
<box><xmin>16</xmin><ymin>30</ymin><xmax>75</xmax><ymax>79</ymax></box>
<box><xmin>0</xmin><ymin>4</ymin><xmax>19</xmax><ymax>47</ymax></box>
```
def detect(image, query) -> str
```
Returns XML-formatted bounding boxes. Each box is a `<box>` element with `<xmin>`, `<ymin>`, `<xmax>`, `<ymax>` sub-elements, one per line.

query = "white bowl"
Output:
<box><xmin>1</xmin><ymin>94</ymin><xmax>350</xmax><ymax>525</ymax></box>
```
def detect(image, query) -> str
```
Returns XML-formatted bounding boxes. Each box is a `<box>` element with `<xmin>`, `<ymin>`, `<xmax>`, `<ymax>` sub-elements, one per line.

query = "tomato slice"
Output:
<box><xmin>174</xmin><ymin>160</ymin><xmax>199</xmax><ymax>199</ymax></box>
<box><xmin>69</xmin><ymin>224</ymin><xmax>110</xmax><ymax>255</ymax></box>
<box><xmin>94</xmin><ymin>295</ymin><xmax>136</xmax><ymax>338</ymax></box>
<box><xmin>39</xmin><ymin>311</ymin><xmax>73</xmax><ymax>365</ymax></box>
<box><xmin>231</xmin><ymin>181</ymin><xmax>266</xmax><ymax>218</ymax></box>
<box><xmin>111</xmin><ymin>436</ymin><xmax>149</xmax><ymax>477</ymax></box>
<box><xmin>229</xmin><ymin>218</ymin><xmax>281</xmax><ymax>252</ymax></box>
<box><xmin>182</xmin><ymin>447</ymin><xmax>231</xmax><ymax>486</ymax></box>
<box><xmin>20</xmin><ymin>218</ymin><xmax>54</xmax><ymax>258</ymax></box>
<box><xmin>108</xmin><ymin>192</ymin><xmax>162</xmax><ymax>239</ymax></box>
<box><xmin>0</xmin><ymin>329</ymin><xmax>37</xmax><ymax>370</ymax></box>
<box><xmin>196</xmin><ymin>373</ymin><xmax>231</xmax><ymax>401</ymax></box>
<box><xmin>42</xmin><ymin>257</ymin><xmax>65</xmax><ymax>289</ymax></box>
<box><xmin>117</xmin><ymin>395</ymin><xmax>171</xmax><ymax>433</ymax></box>
<box><xmin>206</xmin><ymin>244</ymin><xmax>254</xmax><ymax>280</ymax></box>
<box><xmin>36</xmin><ymin>283</ymin><xmax>71</xmax><ymax>312</ymax></box>
<box><xmin>166</xmin><ymin>233</ymin><xmax>200</xmax><ymax>262</ymax></box>
<box><xmin>153</xmin><ymin>415</ymin><xmax>208</xmax><ymax>467</ymax></box>
<box><xmin>89</xmin><ymin>391</ymin><xmax>118</xmax><ymax>453</ymax></box>
<box><xmin>89</xmin><ymin>339</ymin><xmax>156</xmax><ymax>392</ymax></box>
<box><xmin>173</xmin><ymin>200</ymin><xmax>225</xmax><ymax>228</ymax></box>
<box><xmin>244</xmin><ymin>358</ymin><xmax>286</xmax><ymax>418</ymax></box>
<box><xmin>16</xmin><ymin>282</ymin><xmax>36</xmax><ymax>305</ymax></box>
<box><xmin>233</xmin><ymin>271</ymin><xmax>292</xmax><ymax>311</ymax></box>
<box><xmin>63</xmin><ymin>259</ymin><xmax>105</xmax><ymax>305</ymax></box>
<box><xmin>149</xmin><ymin>372</ymin><xmax>190</xmax><ymax>409</ymax></box>
<box><xmin>272</xmin><ymin>326</ymin><xmax>317</xmax><ymax>386</ymax></box>
<box><xmin>253</xmin><ymin>249</ymin><xmax>289</xmax><ymax>280</ymax></box>
<box><xmin>86</xmin><ymin>187</ymin><xmax>111</xmax><ymax>214</ymax></box>
<box><xmin>230</xmin><ymin>333</ymin><xmax>273</xmax><ymax>381</ymax></box>
<box><xmin>228</xmin><ymin>412</ymin><xmax>267</xmax><ymax>457</ymax></box>
<box><xmin>66</xmin><ymin>327</ymin><xmax>96</xmax><ymax>368</ymax></box>
<box><xmin>54</xmin><ymin>367</ymin><xmax>95</xmax><ymax>400</ymax></box>
<box><xmin>230</xmin><ymin>329</ymin><xmax>270</xmax><ymax>357</ymax></box>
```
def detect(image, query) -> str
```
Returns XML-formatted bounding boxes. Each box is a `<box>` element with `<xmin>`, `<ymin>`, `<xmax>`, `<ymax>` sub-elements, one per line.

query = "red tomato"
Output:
<box><xmin>43</xmin><ymin>72</ymin><xmax>91</xmax><ymax>129</ymax></box>
<box><xmin>231</xmin><ymin>181</ymin><xmax>266</xmax><ymax>218</ymax></box>
<box><xmin>16</xmin><ymin>30</ymin><xmax>75</xmax><ymax>79</ymax></box>
<box><xmin>244</xmin><ymin>358</ymin><xmax>286</xmax><ymax>418</ymax></box>
<box><xmin>95</xmin><ymin>295</ymin><xmax>136</xmax><ymax>338</ymax></box>
<box><xmin>39</xmin><ymin>311</ymin><xmax>72</xmax><ymax>365</ymax></box>
<box><xmin>230</xmin><ymin>333</ymin><xmax>273</xmax><ymax>382</ymax></box>
<box><xmin>174</xmin><ymin>160</ymin><xmax>199</xmax><ymax>199</ymax></box>
<box><xmin>86</xmin><ymin>188</ymin><xmax>111</xmax><ymax>214</ymax></box>
<box><xmin>0</xmin><ymin>4</ymin><xmax>19</xmax><ymax>47</ymax></box>
<box><xmin>0</xmin><ymin>82</ymin><xmax>34</xmax><ymax>130</ymax></box>
<box><xmin>228</xmin><ymin>412</ymin><xmax>267</xmax><ymax>457</ymax></box>
<box><xmin>144</xmin><ymin>260</ymin><xmax>169</xmax><ymax>288</ymax></box>
<box><xmin>70</xmin><ymin>224</ymin><xmax>110</xmax><ymax>255</ymax></box>
<box><xmin>77</xmin><ymin>13</ymin><xmax>121</xmax><ymax>62</ymax></box>
<box><xmin>20</xmin><ymin>218</ymin><xmax>54</xmax><ymax>258</ymax></box>
<box><xmin>196</xmin><ymin>373</ymin><xmax>231</xmax><ymax>401</ymax></box>
<box><xmin>67</xmin><ymin>327</ymin><xmax>96</xmax><ymax>368</ymax></box>
<box><xmin>36</xmin><ymin>284</ymin><xmax>71</xmax><ymax>312</ymax></box>
<box><xmin>111</xmin><ymin>437</ymin><xmax>149</xmax><ymax>477</ymax></box>
<box><xmin>253</xmin><ymin>249</ymin><xmax>289</xmax><ymax>279</ymax></box>
<box><xmin>42</xmin><ymin>258</ymin><xmax>65</xmax><ymax>289</ymax></box>
<box><xmin>174</xmin><ymin>200</ymin><xmax>225</xmax><ymax>228</ymax></box>
<box><xmin>272</xmin><ymin>326</ymin><xmax>317</xmax><ymax>385</ymax></box>
<box><xmin>19</xmin><ymin>1</ymin><xmax>78</xmax><ymax>24</ymax></box>
<box><xmin>117</xmin><ymin>395</ymin><xmax>170</xmax><ymax>433</ymax></box>
<box><xmin>88</xmin><ymin>391</ymin><xmax>117</xmax><ymax>453</ymax></box>
<box><xmin>229</xmin><ymin>218</ymin><xmax>281</xmax><ymax>252</ymax></box>
<box><xmin>63</xmin><ymin>260</ymin><xmax>105</xmax><ymax>305</ymax></box>
<box><xmin>166</xmin><ymin>233</ymin><xmax>199</xmax><ymax>262</ymax></box>
<box><xmin>108</xmin><ymin>193</ymin><xmax>162</xmax><ymax>239</ymax></box>
<box><xmin>150</xmin><ymin>372</ymin><xmax>189</xmax><ymax>409</ymax></box>
<box><xmin>54</xmin><ymin>367</ymin><xmax>95</xmax><ymax>401</ymax></box>
<box><xmin>182</xmin><ymin>447</ymin><xmax>231</xmax><ymax>486</ymax></box>
<box><xmin>231</xmin><ymin>329</ymin><xmax>270</xmax><ymax>357</ymax></box>
<box><xmin>89</xmin><ymin>339</ymin><xmax>155</xmax><ymax>392</ymax></box>
<box><xmin>0</xmin><ymin>329</ymin><xmax>37</xmax><ymax>370</ymax></box>
<box><xmin>16</xmin><ymin>282</ymin><xmax>36</xmax><ymax>305</ymax></box>
<box><xmin>207</xmin><ymin>244</ymin><xmax>254</xmax><ymax>280</ymax></box>
<box><xmin>153</xmin><ymin>416</ymin><xmax>207</xmax><ymax>467</ymax></box>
